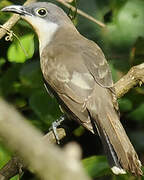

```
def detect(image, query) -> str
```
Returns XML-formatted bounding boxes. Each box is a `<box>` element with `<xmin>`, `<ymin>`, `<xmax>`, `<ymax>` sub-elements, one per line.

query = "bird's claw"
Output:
<box><xmin>49</xmin><ymin>115</ymin><xmax>66</xmax><ymax>144</ymax></box>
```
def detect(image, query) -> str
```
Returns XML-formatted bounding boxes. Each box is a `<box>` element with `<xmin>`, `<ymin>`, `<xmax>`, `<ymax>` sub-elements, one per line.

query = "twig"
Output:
<box><xmin>0</xmin><ymin>128</ymin><xmax>66</xmax><ymax>180</ymax></box>
<box><xmin>0</xmin><ymin>0</ymin><xmax>36</xmax><ymax>40</ymax></box>
<box><xmin>0</xmin><ymin>156</ymin><xmax>23</xmax><ymax>180</ymax></box>
<box><xmin>114</xmin><ymin>63</ymin><xmax>144</xmax><ymax>98</ymax></box>
<box><xmin>55</xmin><ymin>0</ymin><xmax>106</xmax><ymax>27</ymax></box>
<box><xmin>0</xmin><ymin>99</ymin><xmax>90</xmax><ymax>180</ymax></box>
<box><xmin>43</xmin><ymin>128</ymin><xmax>66</xmax><ymax>144</ymax></box>
<box><xmin>0</xmin><ymin>25</ymin><xmax>28</xmax><ymax>56</ymax></box>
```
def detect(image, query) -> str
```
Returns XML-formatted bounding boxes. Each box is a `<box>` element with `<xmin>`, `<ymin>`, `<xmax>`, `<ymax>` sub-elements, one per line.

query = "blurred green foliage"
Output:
<box><xmin>7</xmin><ymin>34</ymin><xmax>34</xmax><ymax>63</ymax></box>
<box><xmin>0</xmin><ymin>0</ymin><xmax>144</xmax><ymax>179</ymax></box>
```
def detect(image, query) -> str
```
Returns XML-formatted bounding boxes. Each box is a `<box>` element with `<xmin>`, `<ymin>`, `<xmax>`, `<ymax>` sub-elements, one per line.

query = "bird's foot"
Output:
<box><xmin>49</xmin><ymin>114</ymin><xmax>66</xmax><ymax>144</ymax></box>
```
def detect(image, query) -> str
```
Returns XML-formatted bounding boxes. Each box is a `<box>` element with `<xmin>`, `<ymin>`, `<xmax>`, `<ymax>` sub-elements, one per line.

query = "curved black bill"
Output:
<box><xmin>1</xmin><ymin>5</ymin><xmax>32</xmax><ymax>16</ymax></box>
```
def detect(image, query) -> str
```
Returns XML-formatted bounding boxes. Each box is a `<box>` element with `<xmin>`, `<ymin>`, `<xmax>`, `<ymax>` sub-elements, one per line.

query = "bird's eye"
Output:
<box><xmin>36</xmin><ymin>8</ymin><xmax>48</xmax><ymax>17</ymax></box>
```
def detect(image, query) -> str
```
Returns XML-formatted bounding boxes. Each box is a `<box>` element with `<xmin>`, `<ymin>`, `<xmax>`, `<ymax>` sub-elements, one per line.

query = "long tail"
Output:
<box><xmin>88</xmin><ymin>108</ymin><xmax>142</xmax><ymax>176</ymax></box>
<box><xmin>91</xmin><ymin>117</ymin><xmax>126</xmax><ymax>174</ymax></box>
<box><xmin>91</xmin><ymin>118</ymin><xmax>126</xmax><ymax>174</ymax></box>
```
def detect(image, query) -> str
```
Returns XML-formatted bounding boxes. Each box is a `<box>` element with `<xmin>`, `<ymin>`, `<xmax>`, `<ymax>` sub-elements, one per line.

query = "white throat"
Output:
<box><xmin>23</xmin><ymin>16</ymin><xmax>58</xmax><ymax>56</ymax></box>
<box><xmin>38</xmin><ymin>20</ymin><xmax>58</xmax><ymax>56</ymax></box>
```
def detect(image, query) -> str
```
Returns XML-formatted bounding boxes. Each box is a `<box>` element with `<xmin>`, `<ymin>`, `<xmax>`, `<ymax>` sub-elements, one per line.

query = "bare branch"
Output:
<box><xmin>43</xmin><ymin>128</ymin><xmax>66</xmax><ymax>144</ymax></box>
<box><xmin>0</xmin><ymin>128</ymin><xmax>66</xmax><ymax>180</ymax></box>
<box><xmin>55</xmin><ymin>0</ymin><xmax>106</xmax><ymax>27</ymax></box>
<box><xmin>114</xmin><ymin>63</ymin><xmax>144</xmax><ymax>98</ymax></box>
<box><xmin>0</xmin><ymin>156</ymin><xmax>23</xmax><ymax>180</ymax></box>
<box><xmin>0</xmin><ymin>99</ymin><xmax>90</xmax><ymax>180</ymax></box>
<box><xmin>0</xmin><ymin>0</ymin><xmax>37</xmax><ymax>40</ymax></box>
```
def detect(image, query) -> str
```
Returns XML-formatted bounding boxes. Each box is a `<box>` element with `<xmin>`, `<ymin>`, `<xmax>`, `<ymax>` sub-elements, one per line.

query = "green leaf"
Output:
<box><xmin>127</xmin><ymin>103</ymin><xmax>144</xmax><ymax>122</ymax></box>
<box><xmin>0</xmin><ymin>0</ymin><xmax>12</xmax><ymax>23</ymax></box>
<box><xmin>7</xmin><ymin>34</ymin><xmax>34</xmax><ymax>63</ymax></box>
<box><xmin>130</xmin><ymin>131</ymin><xmax>144</xmax><ymax>151</ymax></box>
<box><xmin>0</xmin><ymin>64</ymin><xmax>21</xmax><ymax>96</ymax></box>
<box><xmin>118</xmin><ymin>98</ymin><xmax>133</xmax><ymax>112</ymax></box>
<box><xmin>82</xmin><ymin>155</ymin><xmax>110</xmax><ymax>178</ymax></box>
<box><xmin>0</xmin><ymin>143</ymin><xmax>11</xmax><ymax>169</ymax></box>
<box><xmin>0</xmin><ymin>57</ymin><xmax>6</xmax><ymax>67</ymax></box>
<box><xmin>73</xmin><ymin>126</ymin><xmax>85</xmax><ymax>137</ymax></box>
<box><xmin>11</xmin><ymin>175</ymin><xmax>19</xmax><ymax>180</ymax></box>
<box><xmin>29</xmin><ymin>90</ymin><xmax>62</xmax><ymax>127</ymax></box>
<box><xmin>82</xmin><ymin>155</ymin><xmax>143</xmax><ymax>179</ymax></box>
<box><xmin>0</xmin><ymin>143</ymin><xmax>18</xmax><ymax>180</ymax></box>
<box><xmin>19</xmin><ymin>61</ymin><xmax>43</xmax><ymax>89</ymax></box>
<box><xmin>101</xmin><ymin>0</ymin><xmax>144</xmax><ymax>52</ymax></box>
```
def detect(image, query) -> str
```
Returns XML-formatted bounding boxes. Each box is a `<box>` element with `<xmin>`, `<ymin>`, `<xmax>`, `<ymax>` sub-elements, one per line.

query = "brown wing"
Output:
<box><xmin>81</xmin><ymin>40</ymin><xmax>119</xmax><ymax>112</ymax></box>
<box><xmin>81</xmin><ymin>40</ymin><xmax>113</xmax><ymax>88</ymax></box>
<box><xmin>41</xmin><ymin>43</ymin><xmax>96</xmax><ymax>131</ymax></box>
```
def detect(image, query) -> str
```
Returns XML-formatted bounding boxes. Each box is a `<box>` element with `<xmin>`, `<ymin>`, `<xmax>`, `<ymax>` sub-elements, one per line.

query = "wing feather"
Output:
<box><xmin>81</xmin><ymin>40</ymin><xmax>113</xmax><ymax>88</ymax></box>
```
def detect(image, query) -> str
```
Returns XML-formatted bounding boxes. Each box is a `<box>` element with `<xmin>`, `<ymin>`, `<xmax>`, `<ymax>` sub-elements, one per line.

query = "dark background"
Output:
<box><xmin>0</xmin><ymin>0</ymin><xmax>144</xmax><ymax>179</ymax></box>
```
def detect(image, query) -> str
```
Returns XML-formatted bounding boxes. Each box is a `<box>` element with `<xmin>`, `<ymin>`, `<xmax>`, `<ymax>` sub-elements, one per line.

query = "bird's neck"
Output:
<box><xmin>38</xmin><ymin>21</ymin><xmax>58</xmax><ymax>56</ymax></box>
<box><xmin>39</xmin><ymin>22</ymin><xmax>79</xmax><ymax>56</ymax></box>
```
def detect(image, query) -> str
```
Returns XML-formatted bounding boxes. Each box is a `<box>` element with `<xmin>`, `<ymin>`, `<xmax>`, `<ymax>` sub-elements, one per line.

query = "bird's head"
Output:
<box><xmin>1</xmin><ymin>2</ymin><xmax>74</xmax><ymax>53</ymax></box>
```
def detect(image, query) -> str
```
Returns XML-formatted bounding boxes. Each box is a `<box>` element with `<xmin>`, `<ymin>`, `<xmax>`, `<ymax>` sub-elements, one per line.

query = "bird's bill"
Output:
<box><xmin>1</xmin><ymin>5</ymin><xmax>32</xmax><ymax>16</ymax></box>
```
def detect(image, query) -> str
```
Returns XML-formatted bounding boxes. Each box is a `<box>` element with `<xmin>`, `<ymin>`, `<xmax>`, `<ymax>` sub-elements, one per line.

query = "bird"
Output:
<box><xmin>1</xmin><ymin>2</ymin><xmax>143</xmax><ymax>176</ymax></box>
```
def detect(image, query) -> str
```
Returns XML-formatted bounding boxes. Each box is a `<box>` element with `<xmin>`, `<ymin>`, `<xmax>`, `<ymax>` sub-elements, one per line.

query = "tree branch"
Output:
<box><xmin>0</xmin><ymin>99</ymin><xmax>90</xmax><ymax>180</ymax></box>
<box><xmin>0</xmin><ymin>0</ymin><xmax>37</xmax><ymax>40</ymax></box>
<box><xmin>0</xmin><ymin>129</ymin><xmax>66</xmax><ymax>180</ymax></box>
<box><xmin>0</xmin><ymin>156</ymin><xmax>23</xmax><ymax>180</ymax></box>
<box><xmin>114</xmin><ymin>63</ymin><xmax>144</xmax><ymax>98</ymax></box>
<box><xmin>55</xmin><ymin>0</ymin><xmax>106</xmax><ymax>27</ymax></box>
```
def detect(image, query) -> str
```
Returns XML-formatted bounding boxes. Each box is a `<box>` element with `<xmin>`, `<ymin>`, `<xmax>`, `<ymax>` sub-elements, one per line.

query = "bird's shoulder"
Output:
<box><xmin>43</xmin><ymin>36</ymin><xmax>113</xmax><ymax>88</ymax></box>
<box><xmin>41</xmin><ymin>40</ymin><xmax>95</xmax><ymax>103</ymax></box>
<box><xmin>40</xmin><ymin>36</ymin><xmax>114</xmax><ymax>103</ymax></box>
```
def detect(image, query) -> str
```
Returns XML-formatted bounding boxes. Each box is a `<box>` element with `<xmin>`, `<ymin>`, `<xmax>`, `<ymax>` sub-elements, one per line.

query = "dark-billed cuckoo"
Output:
<box><xmin>1</xmin><ymin>2</ymin><xmax>143</xmax><ymax>176</ymax></box>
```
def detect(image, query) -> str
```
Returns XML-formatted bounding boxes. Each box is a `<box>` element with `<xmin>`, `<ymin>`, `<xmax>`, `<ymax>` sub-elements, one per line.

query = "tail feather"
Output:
<box><xmin>106</xmin><ymin>111</ymin><xmax>142</xmax><ymax>175</ymax></box>
<box><xmin>89</xmin><ymin>108</ymin><xmax>142</xmax><ymax>176</ymax></box>
<box><xmin>92</xmin><ymin>118</ymin><xmax>126</xmax><ymax>175</ymax></box>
